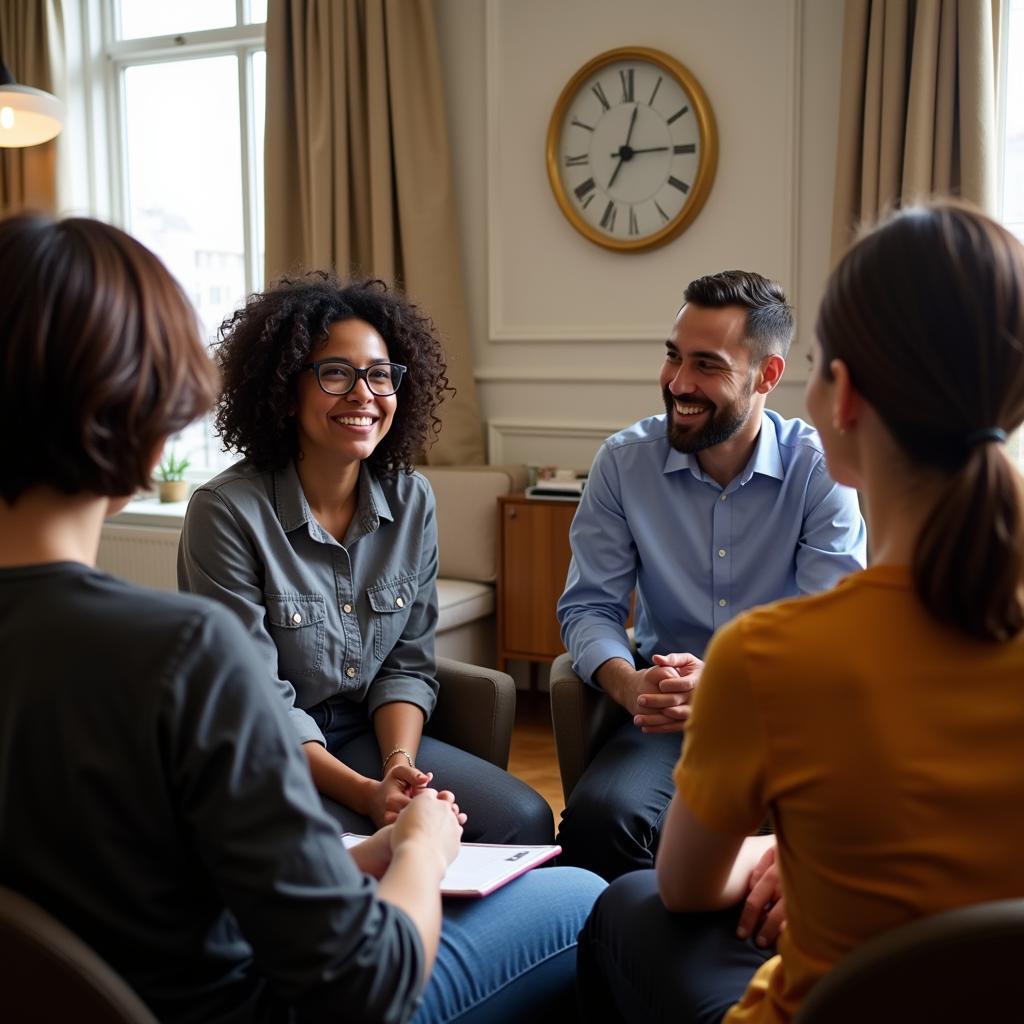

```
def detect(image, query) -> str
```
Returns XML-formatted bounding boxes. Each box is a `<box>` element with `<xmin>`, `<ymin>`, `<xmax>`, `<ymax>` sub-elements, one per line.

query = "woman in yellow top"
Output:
<box><xmin>577</xmin><ymin>200</ymin><xmax>1024</xmax><ymax>1024</ymax></box>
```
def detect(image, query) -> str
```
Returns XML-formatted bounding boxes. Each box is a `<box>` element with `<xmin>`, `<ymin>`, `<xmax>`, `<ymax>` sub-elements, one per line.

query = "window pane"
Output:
<box><xmin>252</xmin><ymin>49</ymin><xmax>266</xmax><ymax>283</ymax></box>
<box><xmin>124</xmin><ymin>56</ymin><xmax>246</xmax><ymax>472</ymax></box>
<box><xmin>248</xmin><ymin>0</ymin><xmax>269</xmax><ymax>25</ymax></box>
<box><xmin>117</xmin><ymin>0</ymin><xmax>237</xmax><ymax>40</ymax></box>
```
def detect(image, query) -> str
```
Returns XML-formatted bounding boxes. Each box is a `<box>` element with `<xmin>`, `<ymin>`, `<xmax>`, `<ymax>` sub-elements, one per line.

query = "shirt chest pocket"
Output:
<box><xmin>367</xmin><ymin>575</ymin><xmax>417</xmax><ymax>662</ymax></box>
<box><xmin>265</xmin><ymin>594</ymin><xmax>327</xmax><ymax>684</ymax></box>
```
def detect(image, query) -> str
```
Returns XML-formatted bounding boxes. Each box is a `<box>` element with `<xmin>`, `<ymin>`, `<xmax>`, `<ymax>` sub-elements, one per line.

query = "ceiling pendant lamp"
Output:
<box><xmin>0</xmin><ymin>58</ymin><xmax>64</xmax><ymax>148</ymax></box>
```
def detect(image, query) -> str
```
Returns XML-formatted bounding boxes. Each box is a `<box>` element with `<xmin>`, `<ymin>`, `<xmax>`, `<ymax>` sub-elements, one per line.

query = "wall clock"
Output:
<box><xmin>545</xmin><ymin>46</ymin><xmax>717</xmax><ymax>253</ymax></box>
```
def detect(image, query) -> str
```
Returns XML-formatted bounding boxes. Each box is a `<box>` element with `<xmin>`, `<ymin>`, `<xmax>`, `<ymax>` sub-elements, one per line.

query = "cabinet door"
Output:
<box><xmin>500</xmin><ymin>500</ymin><xmax>577</xmax><ymax>660</ymax></box>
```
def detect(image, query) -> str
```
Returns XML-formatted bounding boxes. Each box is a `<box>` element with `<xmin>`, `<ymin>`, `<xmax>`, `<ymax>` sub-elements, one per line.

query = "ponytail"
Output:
<box><xmin>914</xmin><ymin>444</ymin><xmax>1024</xmax><ymax>641</ymax></box>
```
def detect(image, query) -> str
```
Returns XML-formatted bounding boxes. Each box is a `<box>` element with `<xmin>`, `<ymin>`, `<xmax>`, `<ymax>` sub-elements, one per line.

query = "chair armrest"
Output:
<box><xmin>549</xmin><ymin>652</ymin><xmax>629</xmax><ymax>803</ymax></box>
<box><xmin>425</xmin><ymin>657</ymin><xmax>516</xmax><ymax>770</ymax></box>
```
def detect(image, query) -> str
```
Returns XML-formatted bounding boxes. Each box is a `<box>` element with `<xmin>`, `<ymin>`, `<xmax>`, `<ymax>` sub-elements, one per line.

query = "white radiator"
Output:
<box><xmin>97</xmin><ymin>524</ymin><xmax>182</xmax><ymax>592</ymax></box>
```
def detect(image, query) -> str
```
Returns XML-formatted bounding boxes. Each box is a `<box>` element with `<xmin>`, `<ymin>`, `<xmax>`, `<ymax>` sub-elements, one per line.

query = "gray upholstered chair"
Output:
<box><xmin>794</xmin><ymin>898</ymin><xmax>1024</xmax><ymax>1023</ymax></box>
<box><xmin>549</xmin><ymin>649</ymin><xmax>630</xmax><ymax>803</ymax></box>
<box><xmin>428</xmin><ymin>656</ymin><xmax>517</xmax><ymax>769</ymax></box>
<box><xmin>0</xmin><ymin>886</ymin><xmax>158</xmax><ymax>1024</ymax></box>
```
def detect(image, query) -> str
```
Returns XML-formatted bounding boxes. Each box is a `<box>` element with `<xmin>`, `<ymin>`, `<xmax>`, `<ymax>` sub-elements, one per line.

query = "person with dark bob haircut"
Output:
<box><xmin>178</xmin><ymin>273</ymin><xmax>556</xmax><ymax>845</ymax></box>
<box><xmin>576</xmin><ymin>201</ymin><xmax>1024</xmax><ymax>1023</ymax></box>
<box><xmin>0</xmin><ymin>215</ymin><xmax>604</xmax><ymax>1023</ymax></box>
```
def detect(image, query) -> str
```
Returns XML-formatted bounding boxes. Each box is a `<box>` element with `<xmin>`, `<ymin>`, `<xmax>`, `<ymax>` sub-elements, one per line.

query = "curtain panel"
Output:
<box><xmin>832</xmin><ymin>0</ymin><xmax>1001</xmax><ymax>260</ymax></box>
<box><xmin>0</xmin><ymin>0</ymin><xmax>63</xmax><ymax>216</ymax></box>
<box><xmin>265</xmin><ymin>0</ymin><xmax>484</xmax><ymax>465</ymax></box>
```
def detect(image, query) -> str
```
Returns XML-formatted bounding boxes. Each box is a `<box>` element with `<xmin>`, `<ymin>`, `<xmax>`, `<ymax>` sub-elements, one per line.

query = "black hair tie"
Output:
<box><xmin>963</xmin><ymin>427</ymin><xmax>1007</xmax><ymax>448</ymax></box>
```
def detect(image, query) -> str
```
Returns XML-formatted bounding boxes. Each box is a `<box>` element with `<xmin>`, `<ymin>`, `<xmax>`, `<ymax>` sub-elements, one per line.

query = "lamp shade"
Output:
<box><xmin>0</xmin><ymin>61</ymin><xmax>64</xmax><ymax>148</ymax></box>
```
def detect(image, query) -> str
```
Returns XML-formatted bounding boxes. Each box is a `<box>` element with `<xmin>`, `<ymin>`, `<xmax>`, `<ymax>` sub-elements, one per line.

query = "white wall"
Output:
<box><xmin>436</xmin><ymin>0</ymin><xmax>845</xmax><ymax>471</ymax></box>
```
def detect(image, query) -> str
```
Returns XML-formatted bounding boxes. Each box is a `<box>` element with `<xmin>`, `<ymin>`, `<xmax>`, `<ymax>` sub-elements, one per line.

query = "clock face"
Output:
<box><xmin>546</xmin><ymin>48</ymin><xmax>717</xmax><ymax>252</ymax></box>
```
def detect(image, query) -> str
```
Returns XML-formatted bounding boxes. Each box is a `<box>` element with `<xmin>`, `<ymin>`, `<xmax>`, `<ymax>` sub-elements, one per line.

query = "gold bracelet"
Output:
<box><xmin>382</xmin><ymin>747</ymin><xmax>415</xmax><ymax>772</ymax></box>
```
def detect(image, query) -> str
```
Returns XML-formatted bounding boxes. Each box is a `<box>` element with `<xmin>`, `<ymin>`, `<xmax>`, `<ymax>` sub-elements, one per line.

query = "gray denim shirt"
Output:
<box><xmin>178</xmin><ymin>459</ymin><xmax>439</xmax><ymax>746</ymax></box>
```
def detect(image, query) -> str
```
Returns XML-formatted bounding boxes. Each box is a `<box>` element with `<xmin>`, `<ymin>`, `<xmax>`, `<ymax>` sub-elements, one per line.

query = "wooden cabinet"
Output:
<box><xmin>496</xmin><ymin>495</ymin><xmax>578</xmax><ymax>671</ymax></box>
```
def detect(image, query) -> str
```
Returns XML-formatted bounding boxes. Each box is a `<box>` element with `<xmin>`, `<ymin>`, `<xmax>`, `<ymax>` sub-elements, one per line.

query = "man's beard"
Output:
<box><xmin>663</xmin><ymin>387</ymin><xmax>752</xmax><ymax>454</ymax></box>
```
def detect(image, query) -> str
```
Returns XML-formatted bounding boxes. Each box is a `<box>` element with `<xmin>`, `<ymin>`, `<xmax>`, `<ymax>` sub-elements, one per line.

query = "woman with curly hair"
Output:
<box><xmin>178</xmin><ymin>274</ymin><xmax>554</xmax><ymax>844</ymax></box>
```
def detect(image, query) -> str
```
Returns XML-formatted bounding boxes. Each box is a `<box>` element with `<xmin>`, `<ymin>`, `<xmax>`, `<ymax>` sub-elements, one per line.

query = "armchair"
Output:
<box><xmin>549</xmin><ymin>651</ymin><xmax>629</xmax><ymax>803</ymax></box>
<box><xmin>794</xmin><ymin>898</ymin><xmax>1024</xmax><ymax>1022</ymax></box>
<box><xmin>427</xmin><ymin>656</ymin><xmax>517</xmax><ymax>769</ymax></box>
<box><xmin>0</xmin><ymin>886</ymin><xmax>158</xmax><ymax>1023</ymax></box>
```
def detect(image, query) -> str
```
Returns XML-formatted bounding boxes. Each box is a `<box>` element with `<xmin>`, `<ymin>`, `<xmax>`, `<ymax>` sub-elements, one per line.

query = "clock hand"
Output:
<box><xmin>624</xmin><ymin>103</ymin><xmax>639</xmax><ymax>148</ymax></box>
<box><xmin>608</xmin><ymin>146</ymin><xmax>670</xmax><ymax>157</ymax></box>
<box><xmin>608</xmin><ymin>104</ymin><xmax>640</xmax><ymax>190</ymax></box>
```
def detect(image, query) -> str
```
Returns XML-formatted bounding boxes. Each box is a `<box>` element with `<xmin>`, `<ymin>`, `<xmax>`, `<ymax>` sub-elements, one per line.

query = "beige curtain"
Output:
<box><xmin>0</xmin><ymin>0</ymin><xmax>63</xmax><ymax>216</ymax></box>
<box><xmin>264</xmin><ymin>0</ymin><xmax>484</xmax><ymax>465</ymax></box>
<box><xmin>832</xmin><ymin>0</ymin><xmax>1000</xmax><ymax>259</ymax></box>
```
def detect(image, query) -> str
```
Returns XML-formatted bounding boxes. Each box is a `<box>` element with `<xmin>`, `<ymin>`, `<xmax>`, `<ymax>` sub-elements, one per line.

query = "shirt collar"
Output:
<box><xmin>273</xmin><ymin>460</ymin><xmax>395</xmax><ymax>539</ymax></box>
<box><xmin>663</xmin><ymin>411</ymin><xmax>784</xmax><ymax>487</ymax></box>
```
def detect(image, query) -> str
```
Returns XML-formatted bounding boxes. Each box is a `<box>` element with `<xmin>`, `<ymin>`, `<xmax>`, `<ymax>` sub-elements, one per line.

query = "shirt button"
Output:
<box><xmin>291</xmin><ymin>612</ymin><xmax>302</xmax><ymax>624</ymax></box>
<box><xmin>718</xmin><ymin>548</ymin><xmax>727</xmax><ymax>558</ymax></box>
<box><xmin>395</xmin><ymin>596</ymin><xmax>405</xmax><ymax>608</ymax></box>
<box><xmin>342</xmin><ymin>603</ymin><xmax>353</xmax><ymax>614</ymax></box>
<box><xmin>720</xmin><ymin>494</ymin><xmax>728</xmax><ymax>502</ymax></box>
<box><xmin>345</xmin><ymin>666</ymin><xmax>357</xmax><ymax>678</ymax></box>
<box><xmin>719</xmin><ymin>598</ymin><xmax>727</xmax><ymax>607</ymax></box>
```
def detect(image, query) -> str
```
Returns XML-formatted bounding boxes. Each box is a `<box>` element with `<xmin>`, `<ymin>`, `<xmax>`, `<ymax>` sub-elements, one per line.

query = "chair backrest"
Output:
<box><xmin>0</xmin><ymin>886</ymin><xmax>158</xmax><ymax>1024</ymax></box>
<box><xmin>794</xmin><ymin>898</ymin><xmax>1024</xmax><ymax>1024</ymax></box>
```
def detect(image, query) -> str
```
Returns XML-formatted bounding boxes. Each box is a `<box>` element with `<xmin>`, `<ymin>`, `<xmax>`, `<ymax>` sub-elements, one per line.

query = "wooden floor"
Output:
<box><xmin>506</xmin><ymin>690</ymin><xmax>565</xmax><ymax>822</ymax></box>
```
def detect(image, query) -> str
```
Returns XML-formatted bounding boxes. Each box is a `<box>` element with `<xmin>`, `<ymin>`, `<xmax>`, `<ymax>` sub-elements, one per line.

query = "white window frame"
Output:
<box><xmin>102</xmin><ymin>6</ymin><xmax>266</xmax><ymax>298</ymax></box>
<box><xmin>60</xmin><ymin>0</ymin><xmax>266</xmax><ymax>484</ymax></box>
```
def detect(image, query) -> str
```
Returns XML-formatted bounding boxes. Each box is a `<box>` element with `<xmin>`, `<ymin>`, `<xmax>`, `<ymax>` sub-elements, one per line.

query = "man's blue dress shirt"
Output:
<box><xmin>558</xmin><ymin>410</ymin><xmax>867</xmax><ymax>685</ymax></box>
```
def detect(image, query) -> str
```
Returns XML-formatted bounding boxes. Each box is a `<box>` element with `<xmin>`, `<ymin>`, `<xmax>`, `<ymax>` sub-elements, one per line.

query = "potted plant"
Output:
<box><xmin>156</xmin><ymin>448</ymin><xmax>191</xmax><ymax>503</ymax></box>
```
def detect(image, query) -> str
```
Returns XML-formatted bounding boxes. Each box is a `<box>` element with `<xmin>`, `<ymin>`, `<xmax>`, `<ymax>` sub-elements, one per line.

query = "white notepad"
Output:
<box><xmin>342</xmin><ymin>834</ymin><xmax>560</xmax><ymax>898</ymax></box>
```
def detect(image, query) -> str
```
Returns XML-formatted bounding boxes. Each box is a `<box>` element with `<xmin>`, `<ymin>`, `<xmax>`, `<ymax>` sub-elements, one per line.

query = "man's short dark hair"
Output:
<box><xmin>683</xmin><ymin>270</ymin><xmax>795</xmax><ymax>360</ymax></box>
<box><xmin>0</xmin><ymin>214</ymin><xmax>218</xmax><ymax>504</ymax></box>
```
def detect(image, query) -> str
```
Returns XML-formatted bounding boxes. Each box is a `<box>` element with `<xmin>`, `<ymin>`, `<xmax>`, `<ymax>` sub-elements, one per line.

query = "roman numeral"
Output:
<box><xmin>619</xmin><ymin>68</ymin><xmax>635</xmax><ymax>104</ymax></box>
<box><xmin>581</xmin><ymin>194</ymin><xmax>595</xmax><ymax>210</ymax></box>
<box><xmin>571</xmin><ymin>117</ymin><xmax>594</xmax><ymax>132</ymax></box>
<box><xmin>649</xmin><ymin>76</ymin><xmax>662</xmax><ymax>106</ymax></box>
<box><xmin>667</xmin><ymin>105</ymin><xmax>690</xmax><ymax>125</ymax></box>
<box><xmin>574</xmin><ymin>177</ymin><xmax>596</xmax><ymax>202</ymax></box>
<box><xmin>628</xmin><ymin>206</ymin><xmax>639</xmax><ymax>236</ymax></box>
<box><xmin>592</xmin><ymin>82</ymin><xmax>611</xmax><ymax>111</ymax></box>
<box><xmin>564</xmin><ymin>154</ymin><xmax>588</xmax><ymax>167</ymax></box>
<box><xmin>599</xmin><ymin>200</ymin><xmax>617</xmax><ymax>231</ymax></box>
<box><xmin>673</xmin><ymin>143</ymin><xmax>696</xmax><ymax>154</ymax></box>
<box><xmin>654</xmin><ymin>200</ymin><xmax>670</xmax><ymax>223</ymax></box>
<box><xmin>668</xmin><ymin>176</ymin><xmax>690</xmax><ymax>194</ymax></box>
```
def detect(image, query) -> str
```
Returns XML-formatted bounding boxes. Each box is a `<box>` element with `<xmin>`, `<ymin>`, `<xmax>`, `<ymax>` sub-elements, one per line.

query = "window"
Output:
<box><xmin>105</xmin><ymin>1</ymin><xmax>266</xmax><ymax>475</ymax></box>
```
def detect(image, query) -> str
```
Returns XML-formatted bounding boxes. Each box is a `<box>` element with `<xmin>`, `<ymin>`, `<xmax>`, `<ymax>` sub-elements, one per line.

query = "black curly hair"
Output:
<box><xmin>214</xmin><ymin>273</ymin><xmax>453</xmax><ymax>472</ymax></box>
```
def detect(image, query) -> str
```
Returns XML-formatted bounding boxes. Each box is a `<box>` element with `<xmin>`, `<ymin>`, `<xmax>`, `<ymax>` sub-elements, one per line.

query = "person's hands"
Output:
<box><xmin>347</xmin><ymin>825</ymin><xmax>395</xmax><ymax>879</ymax></box>
<box><xmin>367</xmin><ymin>764</ymin><xmax>432</xmax><ymax>828</ymax></box>
<box><xmin>633</xmin><ymin>653</ymin><xmax>704</xmax><ymax>734</ymax></box>
<box><xmin>391</xmin><ymin>789</ymin><xmax>465</xmax><ymax>870</ymax></box>
<box><xmin>737</xmin><ymin>844</ymin><xmax>786</xmax><ymax>948</ymax></box>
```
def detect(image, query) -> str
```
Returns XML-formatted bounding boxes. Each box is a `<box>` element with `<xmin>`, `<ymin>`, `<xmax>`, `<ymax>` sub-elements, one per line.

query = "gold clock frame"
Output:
<box><xmin>545</xmin><ymin>46</ymin><xmax>718</xmax><ymax>253</ymax></box>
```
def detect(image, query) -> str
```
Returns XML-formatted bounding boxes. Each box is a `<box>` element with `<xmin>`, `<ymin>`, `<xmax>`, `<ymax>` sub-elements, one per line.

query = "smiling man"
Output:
<box><xmin>556</xmin><ymin>270</ymin><xmax>867</xmax><ymax>882</ymax></box>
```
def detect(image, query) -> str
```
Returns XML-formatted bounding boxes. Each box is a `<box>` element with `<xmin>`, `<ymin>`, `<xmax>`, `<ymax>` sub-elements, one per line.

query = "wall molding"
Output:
<box><xmin>475</xmin><ymin>365</ymin><xmax>655</xmax><ymax>383</ymax></box>
<box><xmin>485</xmin><ymin>0</ymin><xmax>802</xmax><ymax>345</ymax></box>
<box><xmin>487</xmin><ymin>418</ymin><xmax>630</xmax><ymax>463</ymax></box>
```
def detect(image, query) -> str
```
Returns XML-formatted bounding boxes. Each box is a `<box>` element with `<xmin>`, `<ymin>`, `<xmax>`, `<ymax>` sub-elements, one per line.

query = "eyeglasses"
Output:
<box><xmin>302</xmin><ymin>360</ymin><xmax>407</xmax><ymax>396</ymax></box>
